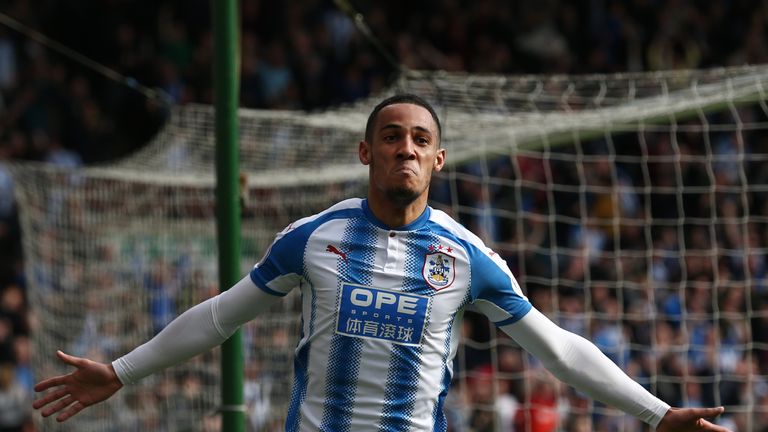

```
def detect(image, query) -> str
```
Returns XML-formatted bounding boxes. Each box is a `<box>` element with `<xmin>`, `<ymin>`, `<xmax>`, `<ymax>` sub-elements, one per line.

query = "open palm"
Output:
<box><xmin>32</xmin><ymin>351</ymin><xmax>123</xmax><ymax>422</ymax></box>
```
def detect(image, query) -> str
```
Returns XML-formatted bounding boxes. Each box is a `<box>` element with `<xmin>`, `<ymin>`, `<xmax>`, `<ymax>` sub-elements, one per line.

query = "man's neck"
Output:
<box><xmin>366</xmin><ymin>192</ymin><xmax>428</xmax><ymax>229</ymax></box>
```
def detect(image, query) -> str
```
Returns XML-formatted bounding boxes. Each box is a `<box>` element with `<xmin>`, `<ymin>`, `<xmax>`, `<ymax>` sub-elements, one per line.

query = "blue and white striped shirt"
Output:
<box><xmin>250</xmin><ymin>198</ymin><xmax>532</xmax><ymax>432</ymax></box>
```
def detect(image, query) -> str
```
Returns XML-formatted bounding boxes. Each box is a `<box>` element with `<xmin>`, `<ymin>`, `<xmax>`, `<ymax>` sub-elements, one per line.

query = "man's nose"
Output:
<box><xmin>396</xmin><ymin>136</ymin><xmax>417</xmax><ymax>160</ymax></box>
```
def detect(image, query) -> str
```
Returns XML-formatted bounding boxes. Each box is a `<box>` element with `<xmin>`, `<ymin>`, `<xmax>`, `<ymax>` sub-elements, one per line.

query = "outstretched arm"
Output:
<box><xmin>500</xmin><ymin>307</ymin><xmax>729</xmax><ymax>431</ymax></box>
<box><xmin>33</xmin><ymin>275</ymin><xmax>280</xmax><ymax>421</ymax></box>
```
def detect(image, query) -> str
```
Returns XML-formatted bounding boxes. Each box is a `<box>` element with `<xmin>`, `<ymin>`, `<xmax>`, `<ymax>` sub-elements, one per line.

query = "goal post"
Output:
<box><xmin>14</xmin><ymin>65</ymin><xmax>768</xmax><ymax>431</ymax></box>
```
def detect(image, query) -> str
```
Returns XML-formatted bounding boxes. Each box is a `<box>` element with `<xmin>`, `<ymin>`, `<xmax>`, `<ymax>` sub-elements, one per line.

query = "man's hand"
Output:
<box><xmin>656</xmin><ymin>407</ymin><xmax>730</xmax><ymax>432</ymax></box>
<box><xmin>32</xmin><ymin>350</ymin><xmax>124</xmax><ymax>422</ymax></box>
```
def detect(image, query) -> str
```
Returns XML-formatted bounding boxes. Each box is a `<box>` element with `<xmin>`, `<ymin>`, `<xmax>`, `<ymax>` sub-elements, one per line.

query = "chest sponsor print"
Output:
<box><xmin>336</xmin><ymin>283</ymin><xmax>430</xmax><ymax>346</ymax></box>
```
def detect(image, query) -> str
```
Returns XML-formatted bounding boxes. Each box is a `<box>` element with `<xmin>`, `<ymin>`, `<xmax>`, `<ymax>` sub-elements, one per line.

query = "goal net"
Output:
<box><xmin>14</xmin><ymin>65</ymin><xmax>768</xmax><ymax>431</ymax></box>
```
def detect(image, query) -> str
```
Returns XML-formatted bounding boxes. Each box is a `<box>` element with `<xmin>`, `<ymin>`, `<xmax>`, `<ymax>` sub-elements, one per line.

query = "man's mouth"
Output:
<box><xmin>394</xmin><ymin>165</ymin><xmax>416</xmax><ymax>175</ymax></box>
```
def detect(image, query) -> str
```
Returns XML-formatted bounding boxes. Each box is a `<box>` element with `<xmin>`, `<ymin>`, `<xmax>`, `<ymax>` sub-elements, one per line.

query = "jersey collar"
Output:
<box><xmin>362</xmin><ymin>199</ymin><xmax>432</xmax><ymax>231</ymax></box>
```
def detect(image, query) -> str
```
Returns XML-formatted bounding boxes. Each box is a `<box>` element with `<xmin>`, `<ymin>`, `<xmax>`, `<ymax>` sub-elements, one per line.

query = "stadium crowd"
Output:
<box><xmin>1</xmin><ymin>0</ymin><xmax>768</xmax><ymax>430</ymax></box>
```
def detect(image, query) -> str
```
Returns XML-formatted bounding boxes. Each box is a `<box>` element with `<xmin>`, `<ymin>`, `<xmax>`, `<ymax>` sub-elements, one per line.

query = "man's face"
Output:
<box><xmin>359</xmin><ymin>103</ymin><xmax>445</xmax><ymax>207</ymax></box>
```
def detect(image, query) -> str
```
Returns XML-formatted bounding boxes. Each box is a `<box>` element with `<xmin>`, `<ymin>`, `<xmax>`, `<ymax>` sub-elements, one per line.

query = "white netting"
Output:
<box><xmin>14</xmin><ymin>65</ymin><xmax>768</xmax><ymax>431</ymax></box>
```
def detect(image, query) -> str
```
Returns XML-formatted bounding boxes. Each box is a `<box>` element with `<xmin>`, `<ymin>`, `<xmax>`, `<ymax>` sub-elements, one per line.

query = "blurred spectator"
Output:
<box><xmin>513</xmin><ymin>371</ymin><xmax>558</xmax><ymax>432</ymax></box>
<box><xmin>0</xmin><ymin>147</ymin><xmax>15</xmax><ymax>226</ymax></box>
<box><xmin>244</xmin><ymin>360</ymin><xmax>275</xmax><ymax>432</ymax></box>
<box><xmin>0</xmin><ymin>362</ymin><xmax>29</xmax><ymax>431</ymax></box>
<box><xmin>465</xmin><ymin>363</ymin><xmax>519</xmax><ymax>432</ymax></box>
<box><xmin>39</xmin><ymin>132</ymin><xmax>82</xmax><ymax>168</ymax></box>
<box><xmin>146</xmin><ymin>262</ymin><xmax>179</xmax><ymax>335</ymax></box>
<box><xmin>0</xmin><ymin>26</ymin><xmax>17</xmax><ymax>91</ymax></box>
<box><xmin>11</xmin><ymin>336</ymin><xmax>32</xmax><ymax>397</ymax></box>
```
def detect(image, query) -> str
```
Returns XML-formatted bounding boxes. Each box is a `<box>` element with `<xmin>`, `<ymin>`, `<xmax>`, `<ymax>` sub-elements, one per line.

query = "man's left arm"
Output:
<box><xmin>499</xmin><ymin>307</ymin><xmax>730</xmax><ymax>431</ymax></box>
<box><xmin>466</xmin><ymin>239</ymin><xmax>729</xmax><ymax>430</ymax></box>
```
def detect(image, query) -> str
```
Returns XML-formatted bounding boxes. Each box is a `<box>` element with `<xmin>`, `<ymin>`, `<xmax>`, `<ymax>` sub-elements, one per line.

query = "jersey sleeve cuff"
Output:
<box><xmin>493</xmin><ymin>304</ymin><xmax>532</xmax><ymax>326</ymax></box>
<box><xmin>249</xmin><ymin>270</ymin><xmax>291</xmax><ymax>297</ymax></box>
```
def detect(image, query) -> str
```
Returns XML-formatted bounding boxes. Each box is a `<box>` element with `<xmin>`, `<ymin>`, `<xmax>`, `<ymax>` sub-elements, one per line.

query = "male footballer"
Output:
<box><xmin>34</xmin><ymin>94</ymin><xmax>730</xmax><ymax>431</ymax></box>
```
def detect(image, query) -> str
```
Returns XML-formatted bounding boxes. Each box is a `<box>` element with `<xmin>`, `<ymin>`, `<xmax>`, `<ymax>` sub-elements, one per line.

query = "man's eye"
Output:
<box><xmin>416</xmin><ymin>137</ymin><xmax>430</xmax><ymax>145</ymax></box>
<box><xmin>383</xmin><ymin>135</ymin><xmax>397</xmax><ymax>142</ymax></box>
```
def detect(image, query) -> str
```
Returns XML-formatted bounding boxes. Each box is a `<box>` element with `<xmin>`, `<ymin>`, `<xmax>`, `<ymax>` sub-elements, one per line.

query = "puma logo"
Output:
<box><xmin>326</xmin><ymin>244</ymin><xmax>349</xmax><ymax>262</ymax></box>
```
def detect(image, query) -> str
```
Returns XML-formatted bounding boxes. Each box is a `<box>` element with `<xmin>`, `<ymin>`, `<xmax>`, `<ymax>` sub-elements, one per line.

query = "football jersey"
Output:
<box><xmin>250</xmin><ymin>198</ymin><xmax>532</xmax><ymax>432</ymax></box>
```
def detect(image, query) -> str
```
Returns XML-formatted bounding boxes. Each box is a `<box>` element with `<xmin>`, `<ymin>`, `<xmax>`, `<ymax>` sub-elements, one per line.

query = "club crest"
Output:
<box><xmin>422</xmin><ymin>251</ymin><xmax>455</xmax><ymax>290</ymax></box>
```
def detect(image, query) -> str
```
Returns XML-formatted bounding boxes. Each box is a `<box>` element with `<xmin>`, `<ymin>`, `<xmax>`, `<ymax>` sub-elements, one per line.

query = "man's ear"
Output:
<box><xmin>433</xmin><ymin>148</ymin><xmax>446</xmax><ymax>172</ymax></box>
<box><xmin>359</xmin><ymin>140</ymin><xmax>371</xmax><ymax>165</ymax></box>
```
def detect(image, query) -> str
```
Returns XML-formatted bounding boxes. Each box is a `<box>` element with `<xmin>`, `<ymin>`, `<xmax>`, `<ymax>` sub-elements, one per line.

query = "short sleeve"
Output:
<box><xmin>250</xmin><ymin>223</ymin><xmax>309</xmax><ymax>297</ymax></box>
<box><xmin>249</xmin><ymin>203</ymin><xmax>361</xmax><ymax>296</ymax></box>
<box><xmin>469</xmin><ymin>247</ymin><xmax>532</xmax><ymax>326</ymax></box>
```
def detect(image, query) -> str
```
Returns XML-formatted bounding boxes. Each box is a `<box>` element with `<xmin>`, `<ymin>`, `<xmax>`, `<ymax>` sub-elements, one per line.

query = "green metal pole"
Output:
<box><xmin>212</xmin><ymin>0</ymin><xmax>245</xmax><ymax>430</ymax></box>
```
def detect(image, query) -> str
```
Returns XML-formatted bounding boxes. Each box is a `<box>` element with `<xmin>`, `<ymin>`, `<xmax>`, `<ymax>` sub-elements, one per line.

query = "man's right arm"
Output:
<box><xmin>114</xmin><ymin>275</ymin><xmax>281</xmax><ymax>383</ymax></box>
<box><xmin>34</xmin><ymin>275</ymin><xmax>280</xmax><ymax>422</ymax></box>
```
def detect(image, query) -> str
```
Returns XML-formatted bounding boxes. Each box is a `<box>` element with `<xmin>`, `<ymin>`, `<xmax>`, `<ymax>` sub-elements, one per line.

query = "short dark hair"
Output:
<box><xmin>364</xmin><ymin>94</ymin><xmax>442</xmax><ymax>144</ymax></box>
